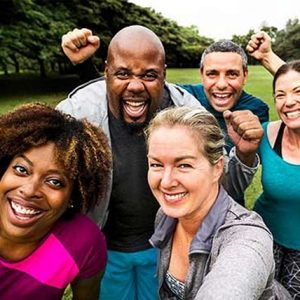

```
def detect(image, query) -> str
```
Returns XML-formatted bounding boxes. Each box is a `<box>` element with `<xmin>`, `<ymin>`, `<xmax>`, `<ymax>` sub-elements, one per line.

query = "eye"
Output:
<box><xmin>206</xmin><ymin>71</ymin><xmax>217</xmax><ymax>78</ymax></box>
<box><xmin>227</xmin><ymin>71</ymin><xmax>239</xmax><ymax>79</ymax></box>
<box><xmin>274</xmin><ymin>93</ymin><xmax>285</xmax><ymax>101</ymax></box>
<box><xmin>149</xmin><ymin>162</ymin><xmax>163</xmax><ymax>169</ymax></box>
<box><xmin>295</xmin><ymin>89</ymin><xmax>300</xmax><ymax>96</ymax></box>
<box><xmin>13</xmin><ymin>165</ymin><xmax>29</xmax><ymax>176</ymax></box>
<box><xmin>115</xmin><ymin>70</ymin><xmax>130</xmax><ymax>79</ymax></box>
<box><xmin>142</xmin><ymin>72</ymin><xmax>158</xmax><ymax>81</ymax></box>
<box><xmin>46</xmin><ymin>178</ymin><xmax>65</xmax><ymax>189</ymax></box>
<box><xmin>178</xmin><ymin>164</ymin><xmax>192</xmax><ymax>169</ymax></box>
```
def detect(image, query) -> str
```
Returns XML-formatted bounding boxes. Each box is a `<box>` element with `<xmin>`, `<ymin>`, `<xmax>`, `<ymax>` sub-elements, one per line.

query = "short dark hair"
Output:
<box><xmin>200</xmin><ymin>40</ymin><xmax>248</xmax><ymax>72</ymax></box>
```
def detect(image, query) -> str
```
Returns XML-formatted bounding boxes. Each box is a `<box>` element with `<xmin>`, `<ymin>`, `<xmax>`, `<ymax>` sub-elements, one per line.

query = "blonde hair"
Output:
<box><xmin>145</xmin><ymin>106</ymin><xmax>225</xmax><ymax>165</ymax></box>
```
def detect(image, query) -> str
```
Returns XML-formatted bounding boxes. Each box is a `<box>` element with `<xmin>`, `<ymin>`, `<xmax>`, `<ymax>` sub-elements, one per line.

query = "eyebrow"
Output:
<box><xmin>148</xmin><ymin>155</ymin><xmax>196</xmax><ymax>162</ymax></box>
<box><xmin>18</xmin><ymin>154</ymin><xmax>33</xmax><ymax>166</ymax></box>
<box><xmin>16</xmin><ymin>154</ymin><xmax>69</xmax><ymax>179</ymax></box>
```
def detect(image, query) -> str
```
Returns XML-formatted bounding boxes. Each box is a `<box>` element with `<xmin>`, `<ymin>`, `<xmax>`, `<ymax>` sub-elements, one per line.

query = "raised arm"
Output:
<box><xmin>246</xmin><ymin>31</ymin><xmax>285</xmax><ymax>75</ymax></box>
<box><xmin>61</xmin><ymin>28</ymin><xmax>101</xmax><ymax>82</ymax></box>
<box><xmin>62</xmin><ymin>28</ymin><xmax>100</xmax><ymax>65</ymax></box>
<box><xmin>222</xmin><ymin>110</ymin><xmax>263</xmax><ymax>201</ymax></box>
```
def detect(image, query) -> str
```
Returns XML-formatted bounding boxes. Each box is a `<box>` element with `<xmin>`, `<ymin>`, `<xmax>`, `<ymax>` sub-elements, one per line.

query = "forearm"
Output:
<box><xmin>74</xmin><ymin>58</ymin><xmax>101</xmax><ymax>83</ymax></box>
<box><xmin>222</xmin><ymin>147</ymin><xmax>259</xmax><ymax>201</ymax></box>
<box><xmin>260</xmin><ymin>51</ymin><xmax>285</xmax><ymax>75</ymax></box>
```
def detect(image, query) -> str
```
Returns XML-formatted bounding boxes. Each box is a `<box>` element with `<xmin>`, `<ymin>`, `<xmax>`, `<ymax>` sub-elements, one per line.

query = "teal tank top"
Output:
<box><xmin>254</xmin><ymin>122</ymin><xmax>300</xmax><ymax>249</ymax></box>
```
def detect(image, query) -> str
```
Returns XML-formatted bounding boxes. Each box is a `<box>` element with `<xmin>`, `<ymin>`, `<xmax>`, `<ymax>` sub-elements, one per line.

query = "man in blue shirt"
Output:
<box><xmin>181</xmin><ymin>40</ymin><xmax>269</xmax><ymax>151</ymax></box>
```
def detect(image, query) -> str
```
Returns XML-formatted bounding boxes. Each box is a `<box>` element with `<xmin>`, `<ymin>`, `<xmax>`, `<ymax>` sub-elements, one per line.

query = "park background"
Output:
<box><xmin>1</xmin><ymin>1</ymin><xmax>299</xmax><ymax>298</ymax></box>
<box><xmin>1</xmin><ymin>0</ymin><xmax>300</xmax><ymax>206</ymax></box>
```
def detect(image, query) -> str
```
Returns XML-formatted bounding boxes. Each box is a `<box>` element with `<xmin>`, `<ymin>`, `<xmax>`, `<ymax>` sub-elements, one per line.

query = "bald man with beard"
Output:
<box><xmin>58</xmin><ymin>25</ymin><xmax>263</xmax><ymax>300</ymax></box>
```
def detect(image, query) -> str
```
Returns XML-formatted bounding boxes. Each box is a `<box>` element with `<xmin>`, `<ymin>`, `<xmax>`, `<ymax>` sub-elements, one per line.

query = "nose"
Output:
<box><xmin>216</xmin><ymin>75</ymin><xmax>228</xmax><ymax>90</ymax></box>
<box><xmin>160</xmin><ymin>168</ymin><xmax>178</xmax><ymax>189</ymax></box>
<box><xmin>285</xmin><ymin>94</ymin><xmax>297</xmax><ymax>106</ymax></box>
<box><xmin>19</xmin><ymin>179</ymin><xmax>42</xmax><ymax>199</ymax></box>
<box><xmin>127</xmin><ymin>78</ymin><xmax>145</xmax><ymax>93</ymax></box>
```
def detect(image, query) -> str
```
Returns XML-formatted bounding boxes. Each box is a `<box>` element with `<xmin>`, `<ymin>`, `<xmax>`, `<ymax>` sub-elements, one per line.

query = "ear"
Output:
<box><xmin>213</xmin><ymin>157</ymin><xmax>224</xmax><ymax>183</ymax></box>
<box><xmin>104</xmin><ymin>60</ymin><xmax>108</xmax><ymax>79</ymax></box>
<box><xmin>243</xmin><ymin>69</ymin><xmax>248</xmax><ymax>84</ymax></box>
<box><xmin>163</xmin><ymin>64</ymin><xmax>167</xmax><ymax>79</ymax></box>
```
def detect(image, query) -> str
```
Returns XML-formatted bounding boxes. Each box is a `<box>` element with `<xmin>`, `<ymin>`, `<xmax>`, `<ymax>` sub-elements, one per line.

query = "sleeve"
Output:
<box><xmin>195</xmin><ymin>224</ymin><xmax>274</xmax><ymax>299</ymax></box>
<box><xmin>74</xmin><ymin>58</ymin><xmax>101</xmax><ymax>83</ymax></box>
<box><xmin>222</xmin><ymin>147</ymin><xmax>260</xmax><ymax>203</ymax></box>
<box><xmin>76</xmin><ymin>219</ymin><xmax>108</xmax><ymax>279</ymax></box>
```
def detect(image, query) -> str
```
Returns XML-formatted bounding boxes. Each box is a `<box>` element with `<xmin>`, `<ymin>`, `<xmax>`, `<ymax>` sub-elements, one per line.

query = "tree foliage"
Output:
<box><xmin>0</xmin><ymin>0</ymin><xmax>212</xmax><ymax>76</ymax></box>
<box><xmin>1</xmin><ymin>1</ymin><xmax>299</xmax><ymax>77</ymax></box>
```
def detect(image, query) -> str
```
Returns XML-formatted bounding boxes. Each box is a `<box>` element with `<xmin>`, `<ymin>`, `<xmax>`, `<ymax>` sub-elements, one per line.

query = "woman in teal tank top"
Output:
<box><xmin>254</xmin><ymin>61</ymin><xmax>300</xmax><ymax>298</ymax></box>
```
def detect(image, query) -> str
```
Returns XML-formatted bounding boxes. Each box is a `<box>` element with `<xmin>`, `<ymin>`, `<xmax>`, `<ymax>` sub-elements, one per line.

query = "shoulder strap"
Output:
<box><xmin>273</xmin><ymin>122</ymin><xmax>285</xmax><ymax>158</ymax></box>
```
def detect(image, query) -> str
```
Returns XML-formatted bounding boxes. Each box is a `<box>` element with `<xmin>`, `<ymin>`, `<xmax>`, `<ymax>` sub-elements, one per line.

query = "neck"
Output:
<box><xmin>0</xmin><ymin>236</ymin><xmax>40</xmax><ymax>262</ymax></box>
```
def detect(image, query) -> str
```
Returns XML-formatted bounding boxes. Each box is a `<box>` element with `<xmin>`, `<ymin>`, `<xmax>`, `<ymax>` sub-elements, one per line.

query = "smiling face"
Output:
<box><xmin>274</xmin><ymin>70</ymin><xmax>300</xmax><ymax>129</ymax></box>
<box><xmin>105</xmin><ymin>29</ymin><xmax>166</xmax><ymax>126</ymax></box>
<box><xmin>0</xmin><ymin>143</ymin><xmax>73</xmax><ymax>245</ymax></box>
<box><xmin>147</xmin><ymin>125</ymin><xmax>223</xmax><ymax>221</ymax></box>
<box><xmin>201</xmin><ymin>52</ymin><xmax>248</xmax><ymax>112</ymax></box>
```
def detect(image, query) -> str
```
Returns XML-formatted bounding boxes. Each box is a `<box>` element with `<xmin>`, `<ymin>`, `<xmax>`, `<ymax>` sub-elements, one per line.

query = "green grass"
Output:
<box><xmin>0</xmin><ymin>73</ymin><xmax>81</xmax><ymax>114</ymax></box>
<box><xmin>0</xmin><ymin>67</ymin><xmax>276</xmax><ymax>298</ymax></box>
<box><xmin>0</xmin><ymin>67</ymin><xmax>277</xmax><ymax>209</ymax></box>
<box><xmin>166</xmin><ymin>67</ymin><xmax>278</xmax><ymax>208</ymax></box>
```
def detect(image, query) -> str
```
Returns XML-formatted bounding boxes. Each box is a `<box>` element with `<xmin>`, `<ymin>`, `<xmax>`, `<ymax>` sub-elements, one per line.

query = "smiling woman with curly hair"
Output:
<box><xmin>0</xmin><ymin>102</ymin><xmax>112</xmax><ymax>300</ymax></box>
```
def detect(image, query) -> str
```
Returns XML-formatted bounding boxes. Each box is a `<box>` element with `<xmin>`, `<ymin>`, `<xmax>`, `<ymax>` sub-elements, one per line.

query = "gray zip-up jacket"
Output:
<box><xmin>150</xmin><ymin>186</ymin><xmax>291</xmax><ymax>300</ymax></box>
<box><xmin>57</xmin><ymin>79</ymin><xmax>258</xmax><ymax>228</ymax></box>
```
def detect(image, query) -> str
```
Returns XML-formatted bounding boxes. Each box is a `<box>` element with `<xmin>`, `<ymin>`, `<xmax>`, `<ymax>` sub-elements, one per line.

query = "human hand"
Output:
<box><xmin>246</xmin><ymin>31</ymin><xmax>272</xmax><ymax>61</ymax></box>
<box><xmin>224</xmin><ymin>110</ymin><xmax>263</xmax><ymax>166</ymax></box>
<box><xmin>61</xmin><ymin>28</ymin><xmax>100</xmax><ymax>65</ymax></box>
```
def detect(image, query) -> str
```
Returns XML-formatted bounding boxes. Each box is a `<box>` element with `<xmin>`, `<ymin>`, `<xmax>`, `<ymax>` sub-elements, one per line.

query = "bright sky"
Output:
<box><xmin>129</xmin><ymin>0</ymin><xmax>300</xmax><ymax>40</ymax></box>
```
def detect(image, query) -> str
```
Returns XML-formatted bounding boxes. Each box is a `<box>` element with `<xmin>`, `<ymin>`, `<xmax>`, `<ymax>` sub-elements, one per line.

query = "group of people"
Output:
<box><xmin>0</xmin><ymin>23</ymin><xmax>299</xmax><ymax>300</ymax></box>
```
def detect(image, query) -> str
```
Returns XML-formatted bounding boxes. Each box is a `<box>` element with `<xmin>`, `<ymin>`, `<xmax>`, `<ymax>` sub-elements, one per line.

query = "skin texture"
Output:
<box><xmin>274</xmin><ymin>70</ymin><xmax>300</xmax><ymax>131</ymax></box>
<box><xmin>201</xmin><ymin>52</ymin><xmax>248</xmax><ymax>112</ymax></box>
<box><xmin>246</xmin><ymin>31</ymin><xmax>285</xmax><ymax>75</ymax></box>
<box><xmin>105</xmin><ymin>26</ymin><xmax>166</xmax><ymax>125</ymax></box>
<box><xmin>147</xmin><ymin>125</ymin><xmax>223</xmax><ymax>223</ymax></box>
<box><xmin>147</xmin><ymin>124</ymin><xmax>224</xmax><ymax>281</ymax></box>
<box><xmin>267</xmin><ymin>69</ymin><xmax>300</xmax><ymax>165</ymax></box>
<box><xmin>0</xmin><ymin>143</ymin><xmax>73</xmax><ymax>261</ymax></box>
<box><xmin>0</xmin><ymin>103</ymin><xmax>111</xmax><ymax>300</ymax></box>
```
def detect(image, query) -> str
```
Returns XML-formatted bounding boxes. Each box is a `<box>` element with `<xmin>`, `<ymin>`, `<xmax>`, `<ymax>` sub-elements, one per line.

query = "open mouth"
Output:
<box><xmin>212</xmin><ymin>92</ymin><xmax>232</xmax><ymax>103</ymax></box>
<box><xmin>164</xmin><ymin>192</ymin><xmax>187</xmax><ymax>203</ymax></box>
<box><xmin>285</xmin><ymin>111</ymin><xmax>300</xmax><ymax>119</ymax></box>
<box><xmin>9</xmin><ymin>200</ymin><xmax>44</xmax><ymax>223</ymax></box>
<box><xmin>123</xmin><ymin>100</ymin><xmax>148</xmax><ymax>121</ymax></box>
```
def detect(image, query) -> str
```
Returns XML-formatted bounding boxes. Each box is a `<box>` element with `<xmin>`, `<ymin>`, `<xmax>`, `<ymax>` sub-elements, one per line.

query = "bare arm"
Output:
<box><xmin>224</xmin><ymin>110</ymin><xmax>263</xmax><ymax>167</ymax></box>
<box><xmin>246</xmin><ymin>31</ymin><xmax>285</xmax><ymax>75</ymax></box>
<box><xmin>71</xmin><ymin>269</ymin><xmax>104</xmax><ymax>300</ymax></box>
<box><xmin>61</xmin><ymin>28</ymin><xmax>100</xmax><ymax>65</ymax></box>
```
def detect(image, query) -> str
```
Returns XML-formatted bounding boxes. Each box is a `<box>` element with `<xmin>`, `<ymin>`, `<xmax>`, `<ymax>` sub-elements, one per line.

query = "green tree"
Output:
<box><xmin>273</xmin><ymin>18</ymin><xmax>300</xmax><ymax>61</ymax></box>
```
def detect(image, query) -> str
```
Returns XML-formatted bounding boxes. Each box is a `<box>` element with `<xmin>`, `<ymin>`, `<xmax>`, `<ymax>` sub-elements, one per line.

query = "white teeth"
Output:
<box><xmin>125</xmin><ymin>101</ymin><xmax>145</xmax><ymax>107</ymax></box>
<box><xmin>286</xmin><ymin>111</ymin><xmax>300</xmax><ymax>118</ymax></box>
<box><xmin>214</xmin><ymin>93</ymin><xmax>230</xmax><ymax>99</ymax></box>
<box><xmin>165</xmin><ymin>192</ymin><xmax>186</xmax><ymax>201</ymax></box>
<box><xmin>11</xmin><ymin>201</ymin><xmax>41</xmax><ymax>216</ymax></box>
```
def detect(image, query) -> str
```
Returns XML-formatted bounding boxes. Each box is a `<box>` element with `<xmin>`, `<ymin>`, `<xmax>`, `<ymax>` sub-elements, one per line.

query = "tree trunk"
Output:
<box><xmin>38</xmin><ymin>58</ymin><xmax>46</xmax><ymax>77</ymax></box>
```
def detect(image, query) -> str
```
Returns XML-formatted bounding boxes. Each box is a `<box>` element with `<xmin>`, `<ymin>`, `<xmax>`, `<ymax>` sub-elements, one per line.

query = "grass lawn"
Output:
<box><xmin>0</xmin><ymin>67</ymin><xmax>277</xmax><ymax>298</ymax></box>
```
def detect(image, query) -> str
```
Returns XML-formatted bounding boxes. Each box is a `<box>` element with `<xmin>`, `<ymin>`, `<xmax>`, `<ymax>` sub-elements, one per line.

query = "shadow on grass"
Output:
<box><xmin>0</xmin><ymin>73</ymin><xmax>82</xmax><ymax>113</ymax></box>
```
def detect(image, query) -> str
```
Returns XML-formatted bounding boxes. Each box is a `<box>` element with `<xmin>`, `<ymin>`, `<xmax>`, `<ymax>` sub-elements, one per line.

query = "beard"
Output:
<box><xmin>119</xmin><ymin>104</ymin><xmax>153</xmax><ymax>134</ymax></box>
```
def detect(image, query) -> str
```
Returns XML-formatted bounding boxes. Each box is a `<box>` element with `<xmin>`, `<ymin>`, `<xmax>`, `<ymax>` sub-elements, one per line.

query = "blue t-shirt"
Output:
<box><xmin>254</xmin><ymin>122</ymin><xmax>300</xmax><ymax>250</ymax></box>
<box><xmin>179</xmin><ymin>84</ymin><xmax>269</xmax><ymax>152</ymax></box>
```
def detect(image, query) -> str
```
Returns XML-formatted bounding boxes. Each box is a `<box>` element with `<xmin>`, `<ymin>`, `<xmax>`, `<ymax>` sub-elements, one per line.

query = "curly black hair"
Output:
<box><xmin>0</xmin><ymin>102</ymin><xmax>112</xmax><ymax>214</ymax></box>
